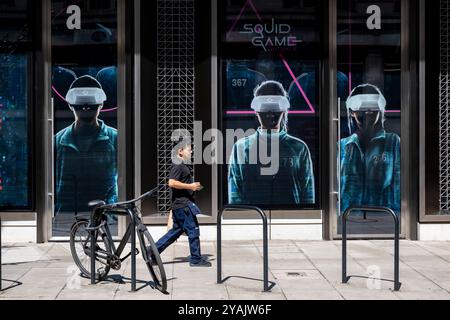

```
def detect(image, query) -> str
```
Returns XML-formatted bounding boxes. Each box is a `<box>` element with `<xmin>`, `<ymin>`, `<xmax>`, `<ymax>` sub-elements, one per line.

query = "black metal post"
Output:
<box><xmin>341</xmin><ymin>208</ymin><xmax>348</xmax><ymax>285</ymax></box>
<box><xmin>217</xmin><ymin>209</ymin><xmax>222</xmax><ymax>285</ymax></box>
<box><xmin>394</xmin><ymin>215</ymin><xmax>400</xmax><ymax>291</ymax></box>
<box><xmin>129</xmin><ymin>208</ymin><xmax>136</xmax><ymax>292</ymax></box>
<box><xmin>262</xmin><ymin>214</ymin><xmax>269</xmax><ymax>292</ymax></box>
<box><xmin>342</xmin><ymin>206</ymin><xmax>401</xmax><ymax>291</ymax></box>
<box><xmin>90</xmin><ymin>227</ymin><xmax>96</xmax><ymax>285</ymax></box>
<box><xmin>217</xmin><ymin>205</ymin><xmax>270</xmax><ymax>292</ymax></box>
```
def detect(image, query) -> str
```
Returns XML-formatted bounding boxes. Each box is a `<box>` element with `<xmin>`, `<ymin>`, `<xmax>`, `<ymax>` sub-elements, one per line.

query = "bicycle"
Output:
<box><xmin>69</xmin><ymin>187</ymin><xmax>167</xmax><ymax>293</ymax></box>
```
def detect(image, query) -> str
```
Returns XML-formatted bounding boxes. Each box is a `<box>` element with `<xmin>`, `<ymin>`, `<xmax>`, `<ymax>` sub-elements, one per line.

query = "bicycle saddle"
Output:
<box><xmin>88</xmin><ymin>200</ymin><xmax>106</xmax><ymax>209</ymax></box>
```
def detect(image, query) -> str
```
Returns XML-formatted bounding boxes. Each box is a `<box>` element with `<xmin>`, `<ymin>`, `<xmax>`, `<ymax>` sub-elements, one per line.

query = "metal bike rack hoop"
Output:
<box><xmin>342</xmin><ymin>206</ymin><xmax>401</xmax><ymax>291</ymax></box>
<box><xmin>88</xmin><ymin>207</ymin><xmax>138</xmax><ymax>292</ymax></box>
<box><xmin>217</xmin><ymin>205</ymin><xmax>270</xmax><ymax>292</ymax></box>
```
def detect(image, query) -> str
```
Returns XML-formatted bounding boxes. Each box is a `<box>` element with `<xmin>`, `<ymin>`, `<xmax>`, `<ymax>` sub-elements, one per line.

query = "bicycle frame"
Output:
<box><xmin>87</xmin><ymin>205</ymin><xmax>140</xmax><ymax>291</ymax></box>
<box><xmin>75</xmin><ymin>188</ymin><xmax>160</xmax><ymax>292</ymax></box>
<box><xmin>91</xmin><ymin>206</ymin><xmax>143</xmax><ymax>264</ymax></box>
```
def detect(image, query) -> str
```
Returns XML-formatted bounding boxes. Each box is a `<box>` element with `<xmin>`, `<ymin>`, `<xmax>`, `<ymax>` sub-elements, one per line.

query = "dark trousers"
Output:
<box><xmin>155</xmin><ymin>206</ymin><xmax>202</xmax><ymax>263</ymax></box>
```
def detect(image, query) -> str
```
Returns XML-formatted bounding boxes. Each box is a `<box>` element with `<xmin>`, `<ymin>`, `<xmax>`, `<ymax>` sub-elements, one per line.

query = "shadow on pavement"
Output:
<box><xmin>79</xmin><ymin>273</ymin><xmax>171</xmax><ymax>295</ymax></box>
<box><xmin>1</xmin><ymin>279</ymin><xmax>23</xmax><ymax>292</ymax></box>
<box><xmin>221</xmin><ymin>276</ymin><xmax>276</xmax><ymax>291</ymax></box>
<box><xmin>164</xmin><ymin>254</ymin><xmax>214</xmax><ymax>265</ymax></box>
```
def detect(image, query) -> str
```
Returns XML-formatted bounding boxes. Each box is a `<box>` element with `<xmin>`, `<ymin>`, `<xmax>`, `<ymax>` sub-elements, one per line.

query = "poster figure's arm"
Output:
<box><xmin>54</xmin><ymin>135</ymin><xmax>63</xmax><ymax>213</ymax></box>
<box><xmin>392</xmin><ymin>135</ymin><xmax>401</xmax><ymax>214</ymax></box>
<box><xmin>228</xmin><ymin>144</ymin><xmax>243</xmax><ymax>204</ymax></box>
<box><xmin>337</xmin><ymin>140</ymin><xmax>346</xmax><ymax>214</ymax></box>
<box><xmin>106</xmin><ymin>129</ymin><xmax>119</xmax><ymax>204</ymax></box>
<box><xmin>299</xmin><ymin>144</ymin><xmax>316</xmax><ymax>204</ymax></box>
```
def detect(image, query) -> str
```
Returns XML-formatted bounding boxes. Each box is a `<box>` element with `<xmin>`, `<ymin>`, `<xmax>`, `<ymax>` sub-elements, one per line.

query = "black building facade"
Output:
<box><xmin>0</xmin><ymin>0</ymin><xmax>447</xmax><ymax>242</ymax></box>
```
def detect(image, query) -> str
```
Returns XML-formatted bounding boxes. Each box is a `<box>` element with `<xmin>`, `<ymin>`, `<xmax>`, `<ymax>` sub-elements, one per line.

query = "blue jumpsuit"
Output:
<box><xmin>339</xmin><ymin>130</ymin><xmax>401</xmax><ymax>215</ymax></box>
<box><xmin>228</xmin><ymin>129</ymin><xmax>315</xmax><ymax>205</ymax></box>
<box><xmin>55</xmin><ymin>120</ymin><xmax>118</xmax><ymax>214</ymax></box>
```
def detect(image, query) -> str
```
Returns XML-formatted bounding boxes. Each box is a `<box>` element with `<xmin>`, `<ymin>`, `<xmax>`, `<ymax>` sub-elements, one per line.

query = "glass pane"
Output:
<box><xmin>221</xmin><ymin>0</ymin><xmax>322</xmax><ymax>210</ymax></box>
<box><xmin>51</xmin><ymin>0</ymin><xmax>118</xmax><ymax>236</ymax></box>
<box><xmin>0</xmin><ymin>1</ymin><xmax>33</xmax><ymax>210</ymax></box>
<box><xmin>337</xmin><ymin>0</ymin><xmax>402</xmax><ymax>235</ymax></box>
<box><xmin>425</xmin><ymin>1</ymin><xmax>450</xmax><ymax>217</ymax></box>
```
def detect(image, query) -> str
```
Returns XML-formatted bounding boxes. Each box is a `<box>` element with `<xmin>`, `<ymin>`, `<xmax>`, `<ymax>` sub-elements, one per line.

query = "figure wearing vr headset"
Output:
<box><xmin>55</xmin><ymin>75</ymin><xmax>118</xmax><ymax>215</ymax></box>
<box><xmin>340</xmin><ymin>84</ymin><xmax>401</xmax><ymax>215</ymax></box>
<box><xmin>228</xmin><ymin>80</ymin><xmax>315</xmax><ymax>205</ymax></box>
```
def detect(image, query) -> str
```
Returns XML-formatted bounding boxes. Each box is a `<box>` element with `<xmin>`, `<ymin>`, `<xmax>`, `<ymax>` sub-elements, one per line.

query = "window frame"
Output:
<box><xmin>0</xmin><ymin>0</ymin><xmax>36</xmax><ymax>212</ymax></box>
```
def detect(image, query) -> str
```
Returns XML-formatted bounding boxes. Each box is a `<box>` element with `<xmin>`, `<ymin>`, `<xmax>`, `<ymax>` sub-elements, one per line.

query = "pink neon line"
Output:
<box><xmin>227</xmin><ymin>0</ymin><xmax>250</xmax><ymax>37</ymax></box>
<box><xmin>226</xmin><ymin>110</ymin><xmax>399</xmax><ymax>115</ymax></box>
<box><xmin>385</xmin><ymin>110</ymin><xmax>401</xmax><ymax>113</ymax></box>
<box><xmin>226</xmin><ymin>110</ymin><xmax>315</xmax><ymax>115</ymax></box>
<box><xmin>247</xmin><ymin>0</ymin><xmax>263</xmax><ymax>22</ymax></box>
<box><xmin>227</xmin><ymin>0</ymin><xmax>264</xmax><ymax>37</ymax></box>
<box><xmin>226</xmin><ymin>0</ymin><xmax>315</xmax><ymax>115</ymax></box>
<box><xmin>100</xmin><ymin>107</ymin><xmax>118</xmax><ymax>113</ymax></box>
<box><xmin>349</xmin><ymin>72</ymin><xmax>352</xmax><ymax>95</ymax></box>
<box><xmin>348</xmin><ymin>0</ymin><xmax>352</xmax><ymax>94</ymax></box>
<box><xmin>279</xmin><ymin>54</ymin><xmax>315</xmax><ymax>114</ymax></box>
<box><xmin>52</xmin><ymin>86</ymin><xmax>67</xmax><ymax>102</ymax></box>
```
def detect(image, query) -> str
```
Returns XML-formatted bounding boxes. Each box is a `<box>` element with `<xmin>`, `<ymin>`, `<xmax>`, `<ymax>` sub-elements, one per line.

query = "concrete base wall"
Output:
<box><xmin>148</xmin><ymin>219</ymin><xmax>323</xmax><ymax>241</ymax></box>
<box><xmin>0</xmin><ymin>221</ymin><xmax>37</xmax><ymax>243</ymax></box>
<box><xmin>0</xmin><ymin>219</ymin><xmax>322</xmax><ymax>243</ymax></box>
<box><xmin>418</xmin><ymin>223</ymin><xmax>450</xmax><ymax>241</ymax></box>
<box><xmin>4</xmin><ymin>220</ymin><xmax>450</xmax><ymax>243</ymax></box>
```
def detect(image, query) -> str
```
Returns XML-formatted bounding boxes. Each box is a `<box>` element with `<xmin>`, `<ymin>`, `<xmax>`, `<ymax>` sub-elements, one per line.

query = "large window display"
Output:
<box><xmin>51</xmin><ymin>0</ymin><xmax>118</xmax><ymax>236</ymax></box>
<box><xmin>337</xmin><ymin>0</ymin><xmax>402</xmax><ymax>235</ymax></box>
<box><xmin>221</xmin><ymin>0</ymin><xmax>323</xmax><ymax>209</ymax></box>
<box><xmin>422</xmin><ymin>0</ymin><xmax>450</xmax><ymax>220</ymax></box>
<box><xmin>0</xmin><ymin>1</ymin><xmax>33</xmax><ymax>210</ymax></box>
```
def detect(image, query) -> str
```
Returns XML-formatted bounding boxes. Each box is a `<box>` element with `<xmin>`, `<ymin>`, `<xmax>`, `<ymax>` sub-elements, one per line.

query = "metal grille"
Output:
<box><xmin>157</xmin><ymin>0</ymin><xmax>195</xmax><ymax>215</ymax></box>
<box><xmin>440</xmin><ymin>0</ymin><xmax>450</xmax><ymax>210</ymax></box>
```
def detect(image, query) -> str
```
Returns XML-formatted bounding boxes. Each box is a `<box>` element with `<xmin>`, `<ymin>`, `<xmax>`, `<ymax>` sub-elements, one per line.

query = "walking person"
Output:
<box><xmin>150</xmin><ymin>138</ymin><xmax>211</xmax><ymax>267</ymax></box>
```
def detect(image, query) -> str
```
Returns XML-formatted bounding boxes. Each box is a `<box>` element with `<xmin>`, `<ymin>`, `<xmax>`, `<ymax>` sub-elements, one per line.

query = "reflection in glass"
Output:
<box><xmin>340</xmin><ymin>84</ymin><xmax>401</xmax><ymax>215</ymax></box>
<box><xmin>0</xmin><ymin>0</ymin><xmax>33</xmax><ymax>210</ymax></box>
<box><xmin>228</xmin><ymin>80</ymin><xmax>315</xmax><ymax>206</ymax></box>
<box><xmin>54</xmin><ymin>73</ymin><xmax>118</xmax><ymax>215</ymax></box>
<box><xmin>221</xmin><ymin>0</ymin><xmax>322</xmax><ymax>209</ymax></box>
<box><xmin>51</xmin><ymin>0</ymin><xmax>118</xmax><ymax>236</ymax></box>
<box><xmin>337</xmin><ymin>0</ymin><xmax>402</xmax><ymax>235</ymax></box>
<box><xmin>0</xmin><ymin>55</ymin><xmax>30</xmax><ymax>209</ymax></box>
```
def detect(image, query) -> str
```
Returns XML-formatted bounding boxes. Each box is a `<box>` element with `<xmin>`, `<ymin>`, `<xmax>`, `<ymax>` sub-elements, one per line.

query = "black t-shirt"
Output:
<box><xmin>169</xmin><ymin>163</ymin><xmax>195</xmax><ymax>210</ymax></box>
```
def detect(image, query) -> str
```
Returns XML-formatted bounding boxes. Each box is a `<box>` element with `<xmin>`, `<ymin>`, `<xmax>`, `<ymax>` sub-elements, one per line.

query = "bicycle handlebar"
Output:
<box><xmin>98</xmin><ymin>187</ymin><xmax>159</xmax><ymax>210</ymax></box>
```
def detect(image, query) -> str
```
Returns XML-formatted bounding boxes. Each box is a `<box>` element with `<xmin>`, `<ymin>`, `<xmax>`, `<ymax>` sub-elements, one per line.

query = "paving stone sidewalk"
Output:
<box><xmin>1</xmin><ymin>240</ymin><xmax>450</xmax><ymax>300</ymax></box>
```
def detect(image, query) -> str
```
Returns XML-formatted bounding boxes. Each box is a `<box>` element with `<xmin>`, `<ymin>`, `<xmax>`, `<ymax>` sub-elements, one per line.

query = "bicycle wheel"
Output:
<box><xmin>69</xmin><ymin>219</ymin><xmax>112</xmax><ymax>281</ymax></box>
<box><xmin>139</xmin><ymin>229</ymin><xmax>167</xmax><ymax>293</ymax></box>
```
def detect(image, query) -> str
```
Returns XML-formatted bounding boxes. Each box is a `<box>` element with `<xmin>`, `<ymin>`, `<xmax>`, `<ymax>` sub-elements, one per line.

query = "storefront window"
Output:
<box><xmin>0</xmin><ymin>1</ymin><xmax>33</xmax><ymax>210</ymax></box>
<box><xmin>337</xmin><ymin>0</ymin><xmax>402</xmax><ymax>234</ymax></box>
<box><xmin>51</xmin><ymin>0</ymin><xmax>118</xmax><ymax>236</ymax></box>
<box><xmin>423</xmin><ymin>0</ymin><xmax>450</xmax><ymax>218</ymax></box>
<box><xmin>221</xmin><ymin>0</ymin><xmax>323</xmax><ymax>209</ymax></box>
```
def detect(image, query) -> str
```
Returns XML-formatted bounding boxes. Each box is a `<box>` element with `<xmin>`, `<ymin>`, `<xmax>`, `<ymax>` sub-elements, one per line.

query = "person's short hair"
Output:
<box><xmin>70</xmin><ymin>75</ymin><xmax>103</xmax><ymax>90</ymax></box>
<box><xmin>254</xmin><ymin>80</ymin><xmax>288</xmax><ymax>97</ymax></box>
<box><xmin>172</xmin><ymin>135</ymin><xmax>192</xmax><ymax>152</ymax></box>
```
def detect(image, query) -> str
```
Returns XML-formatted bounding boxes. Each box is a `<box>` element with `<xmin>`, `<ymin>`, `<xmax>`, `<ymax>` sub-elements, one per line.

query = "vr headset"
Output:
<box><xmin>346</xmin><ymin>83</ymin><xmax>386</xmax><ymax>133</ymax></box>
<box><xmin>66</xmin><ymin>87</ymin><xmax>107</xmax><ymax>106</ymax></box>
<box><xmin>251</xmin><ymin>95</ymin><xmax>290</xmax><ymax>113</ymax></box>
<box><xmin>346</xmin><ymin>83</ymin><xmax>386</xmax><ymax>113</ymax></box>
